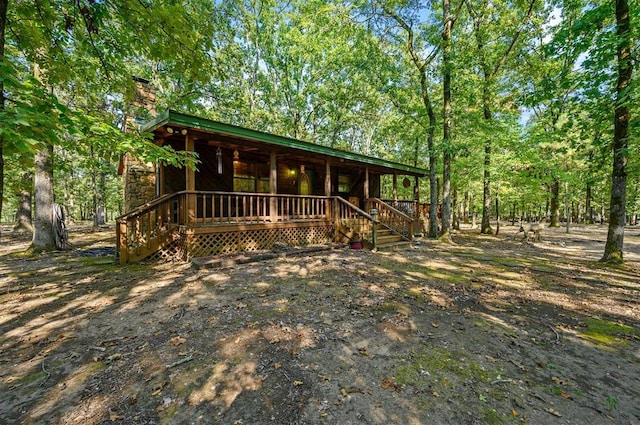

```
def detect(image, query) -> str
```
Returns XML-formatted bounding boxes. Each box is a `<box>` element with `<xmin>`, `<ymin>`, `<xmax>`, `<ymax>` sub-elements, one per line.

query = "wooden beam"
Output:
<box><xmin>325</xmin><ymin>160</ymin><xmax>331</xmax><ymax>196</ymax></box>
<box><xmin>393</xmin><ymin>173</ymin><xmax>398</xmax><ymax>205</ymax></box>
<box><xmin>185</xmin><ymin>134</ymin><xmax>196</xmax><ymax>223</ymax></box>
<box><xmin>270</xmin><ymin>151</ymin><xmax>277</xmax><ymax>194</ymax></box>
<box><xmin>270</xmin><ymin>151</ymin><xmax>277</xmax><ymax>221</ymax></box>
<box><xmin>364</xmin><ymin>167</ymin><xmax>370</xmax><ymax>200</ymax></box>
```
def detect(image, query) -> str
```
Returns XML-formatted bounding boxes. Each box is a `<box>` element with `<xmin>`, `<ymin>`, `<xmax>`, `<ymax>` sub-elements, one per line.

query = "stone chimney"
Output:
<box><xmin>124</xmin><ymin>76</ymin><xmax>156</xmax><ymax>132</ymax></box>
<box><xmin>120</xmin><ymin>77</ymin><xmax>158</xmax><ymax>212</ymax></box>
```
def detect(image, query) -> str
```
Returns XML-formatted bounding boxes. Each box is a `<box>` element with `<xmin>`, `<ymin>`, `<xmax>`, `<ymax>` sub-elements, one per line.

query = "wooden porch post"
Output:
<box><xmin>392</xmin><ymin>173</ymin><xmax>398</xmax><ymax>206</ymax></box>
<box><xmin>158</xmin><ymin>137</ymin><xmax>165</xmax><ymax>196</ymax></box>
<box><xmin>325</xmin><ymin>160</ymin><xmax>331</xmax><ymax>196</ymax></box>
<box><xmin>270</xmin><ymin>151</ymin><xmax>278</xmax><ymax>221</ymax></box>
<box><xmin>414</xmin><ymin>175</ymin><xmax>420</xmax><ymax>218</ymax></box>
<box><xmin>185</xmin><ymin>133</ymin><xmax>196</xmax><ymax>224</ymax></box>
<box><xmin>364</xmin><ymin>167</ymin><xmax>370</xmax><ymax>200</ymax></box>
<box><xmin>325</xmin><ymin>160</ymin><xmax>332</xmax><ymax>220</ymax></box>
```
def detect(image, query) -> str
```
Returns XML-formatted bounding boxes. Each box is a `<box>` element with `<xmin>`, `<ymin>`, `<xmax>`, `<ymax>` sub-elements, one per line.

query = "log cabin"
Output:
<box><xmin>116</xmin><ymin>80</ymin><xmax>427</xmax><ymax>264</ymax></box>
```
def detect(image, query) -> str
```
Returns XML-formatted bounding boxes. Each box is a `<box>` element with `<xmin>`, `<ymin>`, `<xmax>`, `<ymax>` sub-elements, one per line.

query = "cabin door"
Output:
<box><xmin>299</xmin><ymin>173</ymin><xmax>310</xmax><ymax>196</ymax></box>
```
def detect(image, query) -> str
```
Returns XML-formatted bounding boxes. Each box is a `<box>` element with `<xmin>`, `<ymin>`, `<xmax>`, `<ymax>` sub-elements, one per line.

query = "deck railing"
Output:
<box><xmin>116</xmin><ymin>192</ymin><xmax>184</xmax><ymax>264</ymax></box>
<box><xmin>191</xmin><ymin>191</ymin><xmax>331</xmax><ymax>223</ymax></box>
<box><xmin>366</xmin><ymin>198</ymin><xmax>414</xmax><ymax>241</ymax></box>
<box><xmin>334</xmin><ymin>197</ymin><xmax>374</xmax><ymax>243</ymax></box>
<box><xmin>116</xmin><ymin>192</ymin><xmax>415</xmax><ymax>263</ymax></box>
<box><xmin>116</xmin><ymin>191</ymin><xmax>334</xmax><ymax>263</ymax></box>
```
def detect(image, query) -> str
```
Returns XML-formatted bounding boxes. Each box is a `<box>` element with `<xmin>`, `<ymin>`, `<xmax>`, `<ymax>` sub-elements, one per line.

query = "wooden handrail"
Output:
<box><xmin>334</xmin><ymin>196</ymin><xmax>373</xmax><ymax>220</ymax></box>
<box><xmin>368</xmin><ymin>198</ymin><xmax>414</xmax><ymax>222</ymax></box>
<box><xmin>116</xmin><ymin>191</ymin><xmax>182</xmax><ymax>223</ymax></box>
<box><xmin>366</xmin><ymin>198</ymin><xmax>414</xmax><ymax>241</ymax></box>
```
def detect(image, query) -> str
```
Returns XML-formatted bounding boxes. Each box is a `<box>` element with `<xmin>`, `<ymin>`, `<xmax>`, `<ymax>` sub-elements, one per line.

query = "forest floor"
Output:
<box><xmin>0</xmin><ymin>222</ymin><xmax>639</xmax><ymax>425</ymax></box>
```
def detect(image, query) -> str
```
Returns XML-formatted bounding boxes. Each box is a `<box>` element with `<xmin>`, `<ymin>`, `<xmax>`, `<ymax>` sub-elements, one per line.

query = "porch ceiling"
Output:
<box><xmin>140</xmin><ymin>110</ymin><xmax>427</xmax><ymax>177</ymax></box>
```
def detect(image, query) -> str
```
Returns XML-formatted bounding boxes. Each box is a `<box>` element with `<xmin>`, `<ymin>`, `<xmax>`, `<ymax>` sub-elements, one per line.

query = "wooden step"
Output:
<box><xmin>375</xmin><ymin>240</ymin><xmax>412</xmax><ymax>251</ymax></box>
<box><xmin>376</xmin><ymin>233</ymin><xmax>404</xmax><ymax>244</ymax></box>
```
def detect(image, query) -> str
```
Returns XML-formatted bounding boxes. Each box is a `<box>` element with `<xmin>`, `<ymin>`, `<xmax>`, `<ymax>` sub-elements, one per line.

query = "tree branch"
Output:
<box><xmin>489</xmin><ymin>0</ymin><xmax>538</xmax><ymax>78</ymax></box>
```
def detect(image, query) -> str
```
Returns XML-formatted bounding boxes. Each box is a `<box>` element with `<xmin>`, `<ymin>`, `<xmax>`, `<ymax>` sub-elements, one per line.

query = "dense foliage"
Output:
<box><xmin>0</xmin><ymin>0</ymin><xmax>637</xmax><ymax>256</ymax></box>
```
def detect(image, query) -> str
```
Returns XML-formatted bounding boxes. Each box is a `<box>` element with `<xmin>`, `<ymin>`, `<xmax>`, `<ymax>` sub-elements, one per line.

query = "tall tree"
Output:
<box><xmin>440</xmin><ymin>0</ymin><xmax>457</xmax><ymax>239</ymax></box>
<box><xmin>379</xmin><ymin>4</ymin><xmax>439</xmax><ymax>238</ymax></box>
<box><xmin>601</xmin><ymin>0</ymin><xmax>632</xmax><ymax>263</ymax></box>
<box><xmin>0</xmin><ymin>0</ymin><xmax>7</xmax><ymax>229</ymax></box>
<box><xmin>466</xmin><ymin>0</ymin><xmax>538</xmax><ymax>234</ymax></box>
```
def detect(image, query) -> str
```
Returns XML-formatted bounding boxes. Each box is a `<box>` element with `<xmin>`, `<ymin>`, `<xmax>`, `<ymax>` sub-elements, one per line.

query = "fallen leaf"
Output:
<box><xmin>274</xmin><ymin>362</ymin><xmax>282</xmax><ymax>369</ymax></box>
<box><xmin>109</xmin><ymin>410</ymin><xmax>124</xmax><ymax>421</ymax></box>
<box><xmin>358</xmin><ymin>347</ymin><xmax>368</xmax><ymax>356</ymax></box>
<box><xmin>560</xmin><ymin>390</ymin><xmax>573</xmax><ymax>399</ymax></box>
<box><xmin>318</xmin><ymin>374</ymin><xmax>332</xmax><ymax>381</ymax></box>
<box><xmin>169</xmin><ymin>336</ymin><xmax>186</xmax><ymax>346</ymax></box>
<box><xmin>511</xmin><ymin>409</ymin><xmax>518</xmax><ymax>417</ymax></box>
<box><xmin>381</xmin><ymin>376</ymin><xmax>395</xmax><ymax>389</ymax></box>
<box><xmin>293</xmin><ymin>380</ymin><xmax>303</xmax><ymax>386</ymax></box>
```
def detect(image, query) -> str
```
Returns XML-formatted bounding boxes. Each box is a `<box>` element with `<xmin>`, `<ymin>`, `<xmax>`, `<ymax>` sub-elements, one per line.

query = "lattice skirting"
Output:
<box><xmin>185</xmin><ymin>225</ymin><xmax>335</xmax><ymax>259</ymax></box>
<box><xmin>141</xmin><ymin>232</ymin><xmax>187</xmax><ymax>263</ymax></box>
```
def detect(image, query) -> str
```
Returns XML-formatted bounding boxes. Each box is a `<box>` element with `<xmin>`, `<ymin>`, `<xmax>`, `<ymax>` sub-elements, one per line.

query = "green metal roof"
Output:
<box><xmin>140</xmin><ymin>110</ymin><xmax>427</xmax><ymax>177</ymax></box>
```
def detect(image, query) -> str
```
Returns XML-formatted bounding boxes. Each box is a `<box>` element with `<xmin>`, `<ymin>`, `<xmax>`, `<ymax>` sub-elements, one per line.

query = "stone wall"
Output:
<box><xmin>123</xmin><ymin>154</ymin><xmax>156</xmax><ymax>213</ymax></box>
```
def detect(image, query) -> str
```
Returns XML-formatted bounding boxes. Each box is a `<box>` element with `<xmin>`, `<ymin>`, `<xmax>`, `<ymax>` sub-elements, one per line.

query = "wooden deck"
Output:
<box><xmin>116</xmin><ymin>191</ymin><xmax>415</xmax><ymax>264</ymax></box>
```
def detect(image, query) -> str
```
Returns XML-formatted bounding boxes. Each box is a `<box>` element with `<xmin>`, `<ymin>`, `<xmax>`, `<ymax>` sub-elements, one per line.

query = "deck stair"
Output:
<box><xmin>375</xmin><ymin>227</ymin><xmax>412</xmax><ymax>251</ymax></box>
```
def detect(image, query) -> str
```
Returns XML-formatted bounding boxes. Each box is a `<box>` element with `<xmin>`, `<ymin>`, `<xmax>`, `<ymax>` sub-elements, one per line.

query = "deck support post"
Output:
<box><xmin>118</xmin><ymin>220</ymin><xmax>128</xmax><ymax>265</ymax></box>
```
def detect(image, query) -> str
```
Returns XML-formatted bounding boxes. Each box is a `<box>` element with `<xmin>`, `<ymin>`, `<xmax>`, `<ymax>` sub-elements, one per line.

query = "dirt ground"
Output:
<box><xmin>1</xmin><ymin>222</ymin><xmax>639</xmax><ymax>425</ymax></box>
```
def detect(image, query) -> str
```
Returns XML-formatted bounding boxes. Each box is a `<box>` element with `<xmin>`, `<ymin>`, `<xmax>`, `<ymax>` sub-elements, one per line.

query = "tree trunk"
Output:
<box><xmin>428</xmin><ymin>114</ymin><xmax>438</xmax><ymax>238</ymax></box>
<box><xmin>31</xmin><ymin>144</ymin><xmax>56</xmax><ymax>251</ymax></box>
<box><xmin>480</xmin><ymin>136</ymin><xmax>492</xmax><ymax>234</ymax></box>
<box><xmin>13</xmin><ymin>173</ymin><xmax>33</xmax><ymax>233</ymax></box>
<box><xmin>586</xmin><ymin>181</ymin><xmax>593</xmax><ymax>224</ymax></box>
<box><xmin>440</xmin><ymin>0</ymin><xmax>453</xmax><ymax>240</ymax></box>
<box><xmin>550</xmin><ymin>179</ymin><xmax>560</xmax><ymax>227</ymax></box>
<box><xmin>601</xmin><ymin>0</ymin><xmax>631</xmax><ymax>263</ymax></box>
<box><xmin>94</xmin><ymin>170</ymin><xmax>106</xmax><ymax>226</ymax></box>
<box><xmin>452</xmin><ymin>188</ymin><xmax>460</xmax><ymax>230</ymax></box>
<box><xmin>564</xmin><ymin>181</ymin><xmax>570</xmax><ymax>233</ymax></box>
<box><xmin>0</xmin><ymin>0</ymin><xmax>7</xmax><ymax>231</ymax></box>
<box><xmin>495</xmin><ymin>184</ymin><xmax>500</xmax><ymax>235</ymax></box>
<box><xmin>463</xmin><ymin>191</ymin><xmax>470</xmax><ymax>224</ymax></box>
<box><xmin>480</xmin><ymin>83</ymin><xmax>492</xmax><ymax>234</ymax></box>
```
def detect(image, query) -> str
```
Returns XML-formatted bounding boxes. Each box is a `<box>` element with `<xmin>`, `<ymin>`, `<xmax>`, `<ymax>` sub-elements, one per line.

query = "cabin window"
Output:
<box><xmin>233</xmin><ymin>160</ymin><xmax>269</xmax><ymax>193</ymax></box>
<box><xmin>338</xmin><ymin>174</ymin><xmax>351</xmax><ymax>193</ymax></box>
